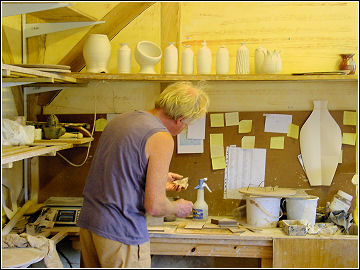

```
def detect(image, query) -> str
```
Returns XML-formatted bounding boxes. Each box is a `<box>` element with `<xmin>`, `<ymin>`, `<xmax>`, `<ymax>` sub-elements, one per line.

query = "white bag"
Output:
<box><xmin>2</xmin><ymin>119</ymin><xmax>35</xmax><ymax>145</ymax></box>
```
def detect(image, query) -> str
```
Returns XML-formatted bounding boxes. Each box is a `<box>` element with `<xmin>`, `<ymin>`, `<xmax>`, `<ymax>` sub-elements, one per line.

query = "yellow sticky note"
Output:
<box><xmin>210</xmin><ymin>113</ymin><xmax>224</xmax><ymax>127</ymax></box>
<box><xmin>343</xmin><ymin>111</ymin><xmax>357</xmax><ymax>126</ymax></box>
<box><xmin>241</xmin><ymin>136</ymin><xmax>255</xmax><ymax>149</ymax></box>
<box><xmin>238</xmin><ymin>120</ymin><xmax>252</xmax><ymax>133</ymax></box>
<box><xmin>342</xmin><ymin>133</ymin><xmax>356</xmax><ymax>146</ymax></box>
<box><xmin>212</xmin><ymin>156</ymin><xmax>226</xmax><ymax>170</ymax></box>
<box><xmin>225</xmin><ymin>112</ymin><xmax>239</xmax><ymax>126</ymax></box>
<box><xmin>95</xmin><ymin>118</ymin><xmax>108</xmax><ymax>131</ymax></box>
<box><xmin>287</xmin><ymin>123</ymin><xmax>299</xmax><ymax>139</ymax></box>
<box><xmin>210</xmin><ymin>145</ymin><xmax>224</xmax><ymax>158</ymax></box>
<box><xmin>270</xmin><ymin>136</ymin><xmax>284</xmax><ymax>149</ymax></box>
<box><xmin>210</xmin><ymin>133</ymin><xmax>223</xmax><ymax>146</ymax></box>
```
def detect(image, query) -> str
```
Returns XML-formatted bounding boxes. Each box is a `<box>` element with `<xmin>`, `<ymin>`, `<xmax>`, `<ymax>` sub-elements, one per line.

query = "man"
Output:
<box><xmin>77</xmin><ymin>81</ymin><xmax>210</xmax><ymax>268</ymax></box>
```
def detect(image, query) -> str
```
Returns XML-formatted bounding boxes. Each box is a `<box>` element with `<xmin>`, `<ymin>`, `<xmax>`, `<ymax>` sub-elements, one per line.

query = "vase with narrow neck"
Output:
<box><xmin>83</xmin><ymin>34</ymin><xmax>111</xmax><ymax>73</ymax></box>
<box><xmin>299</xmin><ymin>100</ymin><xmax>342</xmax><ymax>186</ymax></box>
<box><xmin>235</xmin><ymin>43</ymin><xmax>249</xmax><ymax>74</ymax></box>
<box><xmin>196</xmin><ymin>40</ymin><xmax>212</xmax><ymax>74</ymax></box>
<box><xmin>181</xmin><ymin>45</ymin><xmax>194</xmax><ymax>74</ymax></box>
<box><xmin>216</xmin><ymin>46</ymin><xmax>229</xmax><ymax>74</ymax></box>
<box><xmin>164</xmin><ymin>42</ymin><xmax>178</xmax><ymax>74</ymax></box>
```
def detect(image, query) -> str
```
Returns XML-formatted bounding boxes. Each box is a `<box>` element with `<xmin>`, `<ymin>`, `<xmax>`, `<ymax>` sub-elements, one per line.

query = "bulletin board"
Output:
<box><xmin>38</xmin><ymin>111</ymin><xmax>356</xmax><ymax>216</ymax></box>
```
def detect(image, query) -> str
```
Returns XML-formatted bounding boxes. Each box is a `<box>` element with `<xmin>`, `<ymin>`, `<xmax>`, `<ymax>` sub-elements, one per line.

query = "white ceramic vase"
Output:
<box><xmin>216</xmin><ymin>46</ymin><xmax>229</xmax><ymax>75</ymax></box>
<box><xmin>181</xmin><ymin>45</ymin><xmax>194</xmax><ymax>74</ymax></box>
<box><xmin>83</xmin><ymin>34</ymin><xmax>111</xmax><ymax>73</ymax></box>
<box><xmin>262</xmin><ymin>50</ymin><xmax>282</xmax><ymax>74</ymax></box>
<box><xmin>164</xmin><ymin>42</ymin><xmax>178</xmax><ymax>74</ymax></box>
<box><xmin>134</xmin><ymin>41</ymin><xmax>162</xmax><ymax>74</ymax></box>
<box><xmin>196</xmin><ymin>40</ymin><xmax>212</xmax><ymax>74</ymax></box>
<box><xmin>235</xmin><ymin>43</ymin><xmax>249</xmax><ymax>74</ymax></box>
<box><xmin>117</xmin><ymin>43</ymin><xmax>131</xmax><ymax>74</ymax></box>
<box><xmin>255</xmin><ymin>47</ymin><xmax>267</xmax><ymax>74</ymax></box>
<box><xmin>299</xmin><ymin>100</ymin><xmax>342</xmax><ymax>186</ymax></box>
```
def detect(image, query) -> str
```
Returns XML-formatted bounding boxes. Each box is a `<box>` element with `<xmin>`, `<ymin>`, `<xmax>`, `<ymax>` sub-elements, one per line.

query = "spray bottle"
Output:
<box><xmin>193</xmin><ymin>178</ymin><xmax>212</xmax><ymax>220</ymax></box>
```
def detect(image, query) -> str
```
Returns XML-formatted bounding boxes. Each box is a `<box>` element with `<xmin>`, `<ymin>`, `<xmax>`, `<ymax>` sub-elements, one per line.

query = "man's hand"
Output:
<box><xmin>174</xmin><ymin>198</ymin><xmax>193</xmax><ymax>218</ymax></box>
<box><xmin>166</xmin><ymin>172</ymin><xmax>183</xmax><ymax>192</ymax></box>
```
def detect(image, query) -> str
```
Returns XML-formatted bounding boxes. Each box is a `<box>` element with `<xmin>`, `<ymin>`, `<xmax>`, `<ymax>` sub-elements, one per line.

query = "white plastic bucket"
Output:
<box><xmin>246</xmin><ymin>196</ymin><xmax>282</xmax><ymax>228</ymax></box>
<box><xmin>285</xmin><ymin>196</ymin><xmax>319</xmax><ymax>225</ymax></box>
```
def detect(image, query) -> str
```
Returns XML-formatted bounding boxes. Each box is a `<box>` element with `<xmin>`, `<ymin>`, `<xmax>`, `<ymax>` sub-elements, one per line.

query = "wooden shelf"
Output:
<box><xmin>2</xmin><ymin>64</ymin><xmax>78</xmax><ymax>87</ymax></box>
<box><xmin>1</xmin><ymin>137</ymin><xmax>93</xmax><ymax>167</ymax></box>
<box><xmin>67</xmin><ymin>73</ymin><xmax>358</xmax><ymax>82</ymax></box>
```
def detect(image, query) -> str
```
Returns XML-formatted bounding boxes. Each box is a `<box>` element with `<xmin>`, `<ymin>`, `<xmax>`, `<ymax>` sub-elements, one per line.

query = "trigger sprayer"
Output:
<box><xmin>193</xmin><ymin>178</ymin><xmax>212</xmax><ymax>220</ymax></box>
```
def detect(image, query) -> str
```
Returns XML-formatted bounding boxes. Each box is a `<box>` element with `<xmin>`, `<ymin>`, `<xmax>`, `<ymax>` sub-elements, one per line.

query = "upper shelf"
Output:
<box><xmin>67</xmin><ymin>72</ymin><xmax>358</xmax><ymax>82</ymax></box>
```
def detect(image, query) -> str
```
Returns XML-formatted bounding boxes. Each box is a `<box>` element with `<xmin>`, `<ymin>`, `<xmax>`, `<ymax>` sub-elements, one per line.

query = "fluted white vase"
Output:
<box><xmin>300</xmin><ymin>100</ymin><xmax>342</xmax><ymax>186</ymax></box>
<box><xmin>117</xmin><ymin>43</ymin><xmax>131</xmax><ymax>74</ymax></box>
<box><xmin>181</xmin><ymin>45</ymin><xmax>194</xmax><ymax>74</ymax></box>
<box><xmin>83</xmin><ymin>34</ymin><xmax>111</xmax><ymax>73</ymax></box>
<box><xmin>216</xmin><ymin>46</ymin><xmax>229</xmax><ymax>74</ymax></box>
<box><xmin>164</xmin><ymin>42</ymin><xmax>178</xmax><ymax>74</ymax></box>
<box><xmin>196</xmin><ymin>40</ymin><xmax>212</xmax><ymax>74</ymax></box>
<box><xmin>235</xmin><ymin>43</ymin><xmax>249</xmax><ymax>74</ymax></box>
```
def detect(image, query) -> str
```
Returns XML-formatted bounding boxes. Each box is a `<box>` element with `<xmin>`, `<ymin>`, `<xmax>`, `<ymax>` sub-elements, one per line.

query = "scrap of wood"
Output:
<box><xmin>211</xmin><ymin>218</ymin><xmax>238</xmax><ymax>226</ymax></box>
<box><xmin>228</xmin><ymin>227</ymin><xmax>246</xmax><ymax>234</ymax></box>
<box><xmin>147</xmin><ymin>226</ymin><xmax>165</xmax><ymax>232</ymax></box>
<box><xmin>184</xmin><ymin>221</ymin><xmax>206</xmax><ymax>230</ymax></box>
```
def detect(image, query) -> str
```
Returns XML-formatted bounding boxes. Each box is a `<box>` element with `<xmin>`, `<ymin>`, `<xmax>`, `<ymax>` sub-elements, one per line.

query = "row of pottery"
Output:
<box><xmin>83</xmin><ymin>34</ymin><xmax>282</xmax><ymax>74</ymax></box>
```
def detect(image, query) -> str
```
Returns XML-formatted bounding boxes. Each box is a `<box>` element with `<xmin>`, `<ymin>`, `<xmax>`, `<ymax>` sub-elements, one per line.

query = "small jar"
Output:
<box><xmin>329</xmin><ymin>190</ymin><xmax>353</xmax><ymax>213</ymax></box>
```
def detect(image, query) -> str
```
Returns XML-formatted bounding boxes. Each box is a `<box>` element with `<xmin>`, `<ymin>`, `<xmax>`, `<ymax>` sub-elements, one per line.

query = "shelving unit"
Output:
<box><xmin>1</xmin><ymin>137</ymin><xmax>93</xmax><ymax>168</ymax></box>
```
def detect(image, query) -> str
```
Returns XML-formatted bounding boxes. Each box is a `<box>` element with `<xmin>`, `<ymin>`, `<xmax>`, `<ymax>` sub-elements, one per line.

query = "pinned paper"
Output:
<box><xmin>287</xmin><ymin>123</ymin><xmax>299</xmax><ymax>139</ymax></box>
<box><xmin>177</xmin><ymin>129</ymin><xmax>203</xmax><ymax>153</ymax></box>
<box><xmin>225</xmin><ymin>112</ymin><xmax>239</xmax><ymax>126</ymax></box>
<box><xmin>212</xmin><ymin>156</ymin><xmax>226</xmax><ymax>170</ymax></box>
<box><xmin>210</xmin><ymin>145</ymin><xmax>224</xmax><ymax>158</ymax></box>
<box><xmin>210</xmin><ymin>133</ymin><xmax>223</xmax><ymax>146</ymax></box>
<box><xmin>95</xmin><ymin>118</ymin><xmax>108</xmax><ymax>131</ymax></box>
<box><xmin>187</xmin><ymin>115</ymin><xmax>206</xmax><ymax>139</ymax></box>
<box><xmin>264</xmin><ymin>114</ymin><xmax>292</xmax><ymax>133</ymax></box>
<box><xmin>343</xmin><ymin>111</ymin><xmax>357</xmax><ymax>126</ymax></box>
<box><xmin>241</xmin><ymin>136</ymin><xmax>255</xmax><ymax>149</ymax></box>
<box><xmin>210</xmin><ymin>113</ymin><xmax>224</xmax><ymax>127</ymax></box>
<box><xmin>270</xmin><ymin>136</ymin><xmax>284</xmax><ymax>149</ymax></box>
<box><xmin>238</xmin><ymin>120</ymin><xmax>252</xmax><ymax>133</ymax></box>
<box><xmin>342</xmin><ymin>133</ymin><xmax>356</xmax><ymax>146</ymax></box>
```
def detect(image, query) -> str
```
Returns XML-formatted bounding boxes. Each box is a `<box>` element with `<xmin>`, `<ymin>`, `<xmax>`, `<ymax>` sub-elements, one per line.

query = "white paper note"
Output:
<box><xmin>187</xmin><ymin>115</ymin><xmax>206</xmax><ymax>139</ymax></box>
<box><xmin>224</xmin><ymin>146</ymin><xmax>267</xmax><ymax>199</ymax></box>
<box><xmin>263</xmin><ymin>114</ymin><xmax>292</xmax><ymax>133</ymax></box>
<box><xmin>177</xmin><ymin>129</ymin><xmax>203</xmax><ymax>153</ymax></box>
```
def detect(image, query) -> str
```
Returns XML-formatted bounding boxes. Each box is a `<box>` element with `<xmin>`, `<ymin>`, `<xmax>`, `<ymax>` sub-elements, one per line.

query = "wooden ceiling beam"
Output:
<box><xmin>58</xmin><ymin>2</ymin><xmax>155</xmax><ymax>72</ymax></box>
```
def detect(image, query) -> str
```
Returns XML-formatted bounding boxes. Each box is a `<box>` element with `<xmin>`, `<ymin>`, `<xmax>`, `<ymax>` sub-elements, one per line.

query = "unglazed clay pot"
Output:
<box><xmin>164</xmin><ymin>42</ymin><xmax>178</xmax><ymax>74</ymax></box>
<box><xmin>196</xmin><ymin>40</ymin><xmax>212</xmax><ymax>74</ymax></box>
<box><xmin>181</xmin><ymin>45</ymin><xmax>194</xmax><ymax>74</ymax></box>
<box><xmin>83</xmin><ymin>34</ymin><xmax>111</xmax><ymax>73</ymax></box>
<box><xmin>135</xmin><ymin>41</ymin><xmax>162</xmax><ymax>74</ymax></box>
<box><xmin>216</xmin><ymin>46</ymin><xmax>229</xmax><ymax>75</ymax></box>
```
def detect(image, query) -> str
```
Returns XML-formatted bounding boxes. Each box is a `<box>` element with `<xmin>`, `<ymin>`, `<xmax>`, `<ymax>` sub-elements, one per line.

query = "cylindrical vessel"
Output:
<box><xmin>216</xmin><ymin>46</ymin><xmax>229</xmax><ymax>74</ymax></box>
<box><xmin>196</xmin><ymin>40</ymin><xmax>212</xmax><ymax>74</ymax></box>
<box><xmin>193</xmin><ymin>189</ymin><xmax>208</xmax><ymax>220</ymax></box>
<box><xmin>255</xmin><ymin>47</ymin><xmax>267</xmax><ymax>74</ymax></box>
<box><xmin>329</xmin><ymin>190</ymin><xmax>353</xmax><ymax>212</ymax></box>
<box><xmin>299</xmin><ymin>100</ymin><xmax>342</xmax><ymax>186</ymax></box>
<box><xmin>117</xmin><ymin>43</ymin><xmax>131</xmax><ymax>74</ymax></box>
<box><xmin>235</xmin><ymin>43</ymin><xmax>249</xmax><ymax>74</ymax></box>
<box><xmin>83</xmin><ymin>34</ymin><xmax>111</xmax><ymax>73</ymax></box>
<box><xmin>181</xmin><ymin>45</ymin><xmax>194</xmax><ymax>74</ymax></box>
<box><xmin>246</xmin><ymin>196</ymin><xmax>282</xmax><ymax>228</ymax></box>
<box><xmin>164</xmin><ymin>42</ymin><xmax>178</xmax><ymax>74</ymax></box>
<box><xmin>285</xmin><ymin>196</ymin><xmax>319</xmax><ymax>225</ymax></box>
<box><xmin>339</xmin><ymin>54</ymin><xmax>356</xmax><ymax>74</ymax></box>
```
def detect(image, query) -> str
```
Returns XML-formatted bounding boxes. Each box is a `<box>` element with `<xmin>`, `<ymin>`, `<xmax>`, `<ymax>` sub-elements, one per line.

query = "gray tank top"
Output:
<box><xmin>77</xmin><ymin>110</ymin><xmax>168</xmax><ymax>245</ymax></box>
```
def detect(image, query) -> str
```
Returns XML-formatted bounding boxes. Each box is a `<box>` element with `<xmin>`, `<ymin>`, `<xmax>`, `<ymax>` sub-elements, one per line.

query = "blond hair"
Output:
<box><xmin>155</xmin><ymin>81</ymin><xmax>210</xmax><ymax>121</ymax></box>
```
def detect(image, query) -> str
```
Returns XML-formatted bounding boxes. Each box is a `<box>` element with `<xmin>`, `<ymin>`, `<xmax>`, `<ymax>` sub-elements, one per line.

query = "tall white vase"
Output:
<box><xmin>164</xmin><ymin>42</ymin><xmax>178</xmax><ymax>74</ymax></box>
<box><xmin>181</xmin><ymin>45</ymin><xmax>194</xmax><ymax>74</ymax></box>
<box><xmin>216</xmin><ymin>46</ymin><xmax>229</xmax><ymax>75</ymax></box>
<box><xmin>117</xmin><ymin>43</ymin><xmax>131</xmax><ymax>74</ymax></box>
<box><xmin>235</xmin><ymin>43</ymin><xmax>249</xmax><ymax>74</ymax></box>
<box><xmin>255</xmin><ymin>47</ymin><xmax>267</xmax><ymax>74</ymax></box>
<box><xmin>300</xmin><ymin>100</ymin><xmax>342</xmax><ymax>186</ymax></box>
<box><xmin>196</xmin><ymin>40</ymin><xmax>212</xmax><ymax>74</ymax></box>
<box><xmin>83</xmin><ymin>34</ymin><xmax>111</xmax><ymax>73</ymax></box>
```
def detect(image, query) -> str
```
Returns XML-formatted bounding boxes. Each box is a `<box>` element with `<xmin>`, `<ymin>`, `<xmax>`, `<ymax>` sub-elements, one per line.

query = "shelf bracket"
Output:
<box><xmin>2</xmin><ymin>3</ymin><xmax>71</xmax><ymax>17</ymax></box>
<box><xmin>22</xmin><ymin>14</ymin><xmax>105</xmax><ymax>63</ymax></box>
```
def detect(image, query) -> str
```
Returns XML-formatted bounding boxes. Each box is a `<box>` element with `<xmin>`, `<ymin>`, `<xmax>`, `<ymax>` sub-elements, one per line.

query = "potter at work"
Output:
<box><xmin>77</xmin><ymin>81</ymin><xmax>210</xmax><ymax>268</ymax></box>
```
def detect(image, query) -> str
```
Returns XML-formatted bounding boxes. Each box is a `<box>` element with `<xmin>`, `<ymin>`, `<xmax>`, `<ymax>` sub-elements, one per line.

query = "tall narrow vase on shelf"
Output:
<box><xmin>117</xmin><ymin>43</ymin><xmax>131</xmax><ymax>74</ymax></box>
<box><xmin>235</xmin><ymin>43</ymin><xmax>249</xmax><ymax>74</ymax></box>
<box><xmin>181</xmin><ymin>45</ymin><xmax>194</xmax><ymax>75</ymax></box>
<box><xmin>83</xmin><ymin>34</ymin><xmax>111</xmax><ymax>73</ymax></box>
<box><xmin>216</xmin><ymin>46</ymin><xmax>229</xmax><ymax>75</ymax></box>
<box><xmin>196</xmin><ymin>40</ymin><xmax>212</xmax><ymax>75</ymax></box>
<box><xmin>164</xmin><ymin>42</ymin><xmax>178</xmax><ymax>74</ymax></box>
<box><xmin>299</xmin><ymin>100</ymin><xmax>342</xmax><ymax>186</ymax></box>
<box><xmin>255</xmin><ymin>47</ymin><xmax>267</xmax><ymax>74</ymax></box>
